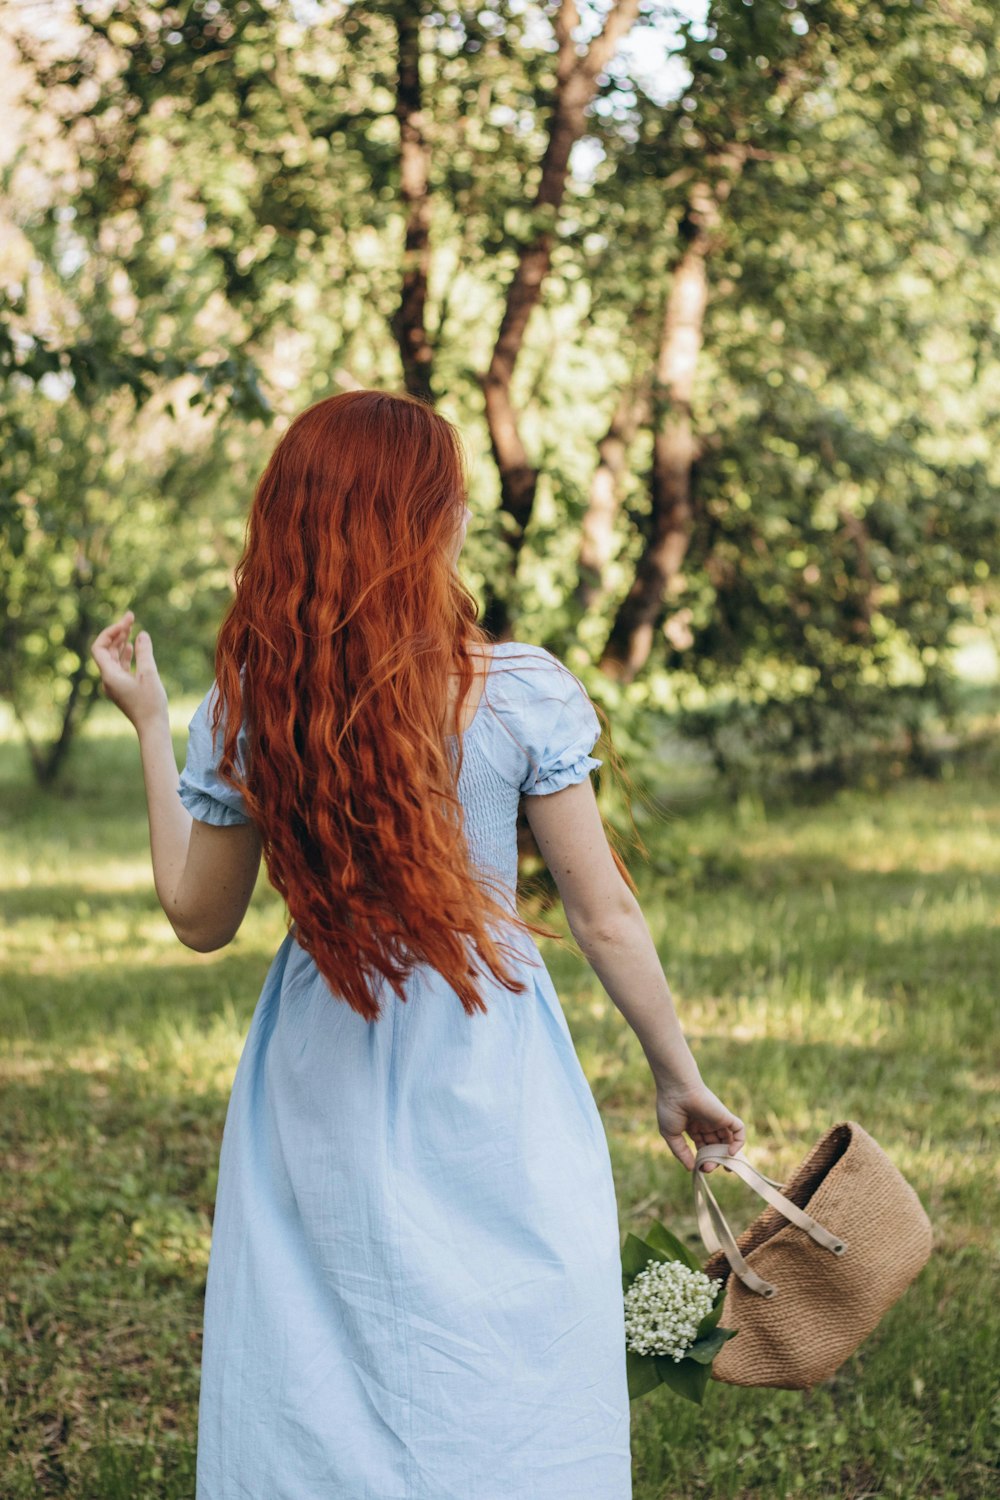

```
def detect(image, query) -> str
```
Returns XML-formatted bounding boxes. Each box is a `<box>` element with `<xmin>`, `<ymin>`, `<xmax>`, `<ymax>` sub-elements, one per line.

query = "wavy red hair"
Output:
<box><xmin>209</xmin><ymin>389</ymin><xmax>639</xmax><ymax>1021</ymax></box>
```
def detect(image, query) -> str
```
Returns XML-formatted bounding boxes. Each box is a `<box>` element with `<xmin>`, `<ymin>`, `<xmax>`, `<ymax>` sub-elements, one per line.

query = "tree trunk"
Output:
<box><xmin>574</xmin><ymin>379</ymin><xmax>651</xmax><ymax>613</ymax></box>
<box><xmin>391</xmin><ymin>3</ymin><xmax>435</xmax><ymax>404</ymax></box>
<box><xmin>14</xmin><ymin>588</ymin><xmax>101</xmax><ymax>788</ymax></box>
<box><xmin>480</xmin><ymin>0</ymin><xmax>642</xmax><ymax>640</ymax></box>
<box><xmin>600</xmin><ymin>164</ymin><xmax>742</xmax><ymax>681</ymax></box>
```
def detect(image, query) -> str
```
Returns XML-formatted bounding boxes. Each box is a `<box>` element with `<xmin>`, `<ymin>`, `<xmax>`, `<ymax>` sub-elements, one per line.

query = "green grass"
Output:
<box><xmin>1</xmin><ymin>697</ymin><xmax>998</xmax><ymax>1499</ymax></box>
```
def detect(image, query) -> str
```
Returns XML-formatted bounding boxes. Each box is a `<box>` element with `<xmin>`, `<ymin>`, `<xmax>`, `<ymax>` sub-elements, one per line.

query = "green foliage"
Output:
<box><xmin>0</xmin><ymin>377</ymin><xmax>262</xmax><ymax>777</ymax></box>
<box><xmin>1</xmin><ymin>0</ymin><xmax>998</xmax><ymax>783</ymax></box>
<box><xmin>570</xmin><ymin>0</ymin><xmax>1000</xmax><ymax>765</ymax></box>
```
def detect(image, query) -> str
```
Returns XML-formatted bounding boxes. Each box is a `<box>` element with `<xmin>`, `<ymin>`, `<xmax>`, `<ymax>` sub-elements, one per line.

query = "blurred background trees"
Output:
<box><xmin>1</xmin><ymin>0</ymin><xmax>997</xmax><ymax>786</ymax></box>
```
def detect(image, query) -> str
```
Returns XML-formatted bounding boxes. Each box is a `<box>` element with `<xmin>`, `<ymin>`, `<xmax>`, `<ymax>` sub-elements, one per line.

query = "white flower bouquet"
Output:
<box><xmin>621</xmin><ymin>1220</ymin><xmax>738</xmax><ymax>1403</ymax></box>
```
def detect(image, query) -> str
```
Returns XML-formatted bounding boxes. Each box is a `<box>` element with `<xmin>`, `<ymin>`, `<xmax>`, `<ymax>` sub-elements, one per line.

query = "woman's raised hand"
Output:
<box><xmin>90</xmin><ymin>610</ymin><xmax>169</xmax><ymax>732</ymax></box>
<box><xmin>655</xmin><ymin>1075</ymin><xmax>746</xmax><ymax>1175</ymax></box>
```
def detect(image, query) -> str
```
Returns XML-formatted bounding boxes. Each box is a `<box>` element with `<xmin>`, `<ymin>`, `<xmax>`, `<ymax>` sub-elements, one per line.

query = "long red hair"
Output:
<box><xmin>211</xmin><ymin>389</ymin><xmax>639</xmax><ymax>1022</ymax></box>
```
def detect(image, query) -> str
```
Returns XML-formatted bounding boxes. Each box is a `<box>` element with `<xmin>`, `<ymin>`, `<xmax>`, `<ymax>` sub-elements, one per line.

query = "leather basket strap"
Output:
<box><xmin>695</xmin><ymin>1164</ymin><xmax>779</xmax><ymax>1297</ymax></box>
<box><xmin>692</xmin><ymin>1143</ymin><xmax>849</xmax><ymax>1298</ymax></box>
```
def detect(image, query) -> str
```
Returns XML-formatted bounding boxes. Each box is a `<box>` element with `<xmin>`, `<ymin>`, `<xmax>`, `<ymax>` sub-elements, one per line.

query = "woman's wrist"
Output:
<box><xmin>651</xmin><ymin>1047</ymin><xmax>702</xmax><ymax>1094</ymax></box>
<box><xmin>135</xmin><ymin>704</ymin><xmax>172</xmax><ymax>742</ymax></box>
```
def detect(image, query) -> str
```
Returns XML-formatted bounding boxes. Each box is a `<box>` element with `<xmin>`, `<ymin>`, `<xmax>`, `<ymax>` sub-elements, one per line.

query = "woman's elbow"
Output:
<box><xmin>173</xmin><ymin>918</ymin><xmax>232</xmax><ymax>953</ymax></box>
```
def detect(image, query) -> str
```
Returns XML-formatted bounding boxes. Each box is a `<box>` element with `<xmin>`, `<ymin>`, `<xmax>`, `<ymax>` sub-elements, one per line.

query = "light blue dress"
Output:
<box><xmin>177</xmin><ymin>641</ymin><xmax>632</xmax><ymax>1500</ymax></box>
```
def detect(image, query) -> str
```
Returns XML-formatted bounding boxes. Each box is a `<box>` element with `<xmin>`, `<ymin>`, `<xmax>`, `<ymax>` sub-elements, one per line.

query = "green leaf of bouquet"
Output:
<box><xmin>654</xmin><ymin>1352</ymin><xmax>712</xmax><ymax>1405</ymax></box>
<box><xmin>684</xmin><ymin>1325</ymin><xmax>738</xmax><ymax>1364</ymax></box>
<box><xmin>693</xmin><ymin>1279</ymin><xmax>728</xmax><ymax>1338</ymax></box>
<box><xmin>626</xmin><ymin>1348</ymin><xmax>662</xmax><ymax>1401</ymax></box>
<box><xmin>621</xmin><ymin>1232</ymin><xmax>671</xmax><ymax>1287</ymax></box>
<box><xmin>643</xmin><ymin>1221</ymin><xmax>703</xmax><ymax>1271</ymax></box>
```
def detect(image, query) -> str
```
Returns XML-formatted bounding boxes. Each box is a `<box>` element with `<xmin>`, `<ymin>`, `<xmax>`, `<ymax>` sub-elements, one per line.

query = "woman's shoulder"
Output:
<box><xmin>489</xmin><ymin>640</ymin><xmax>584</xmax><ymax>703</ymax></box>
<box><xmin>482</xmin><ymin>642</ymin><xmax>602</xmax><ymax>795</ymax></box>
<box><xmin>483</xmin><ymin>641</ymin><xmax>593</xmax><ymax>744</ymax></box>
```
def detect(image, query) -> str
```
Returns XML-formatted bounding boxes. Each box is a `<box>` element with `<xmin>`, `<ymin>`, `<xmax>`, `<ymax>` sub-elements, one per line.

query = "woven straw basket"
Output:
<box><xmin>692</xmin><ymin>1120</ymin><xmax>933</xmax><ymax>1389</ymax></box>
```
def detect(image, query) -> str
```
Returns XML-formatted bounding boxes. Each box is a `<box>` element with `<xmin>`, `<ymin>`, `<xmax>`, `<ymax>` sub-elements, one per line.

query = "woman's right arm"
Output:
<box><xmin>523</xmin><ymin>777</ymin><xmax>745</xmax><ymax>1173</ymax></box>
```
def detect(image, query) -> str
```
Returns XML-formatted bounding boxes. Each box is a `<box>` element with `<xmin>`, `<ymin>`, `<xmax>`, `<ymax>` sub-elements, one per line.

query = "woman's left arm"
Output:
<box><xmin>91</xmin><ymin>611</ymin><xmax>263</xmax><ymax>951</ymax></box>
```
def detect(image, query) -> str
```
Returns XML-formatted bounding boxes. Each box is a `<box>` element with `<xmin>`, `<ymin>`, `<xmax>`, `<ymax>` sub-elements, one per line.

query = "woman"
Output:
<box><xmin>91</xmin><ymin>389</ymin><xmax>745</xmax><ymax>1500</ymax></box>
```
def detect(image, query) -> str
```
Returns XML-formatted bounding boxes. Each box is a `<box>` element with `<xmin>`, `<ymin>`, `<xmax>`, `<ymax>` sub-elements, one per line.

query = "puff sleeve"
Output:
<box><xmin>520</xmin><ymin>668</ymin><xmax>603</xmax><ymax>796</ymax></box>
<box><xmin>176</xmin><ymin>682</ymin><xmax>253</xmax><ymax>826</ymax></box>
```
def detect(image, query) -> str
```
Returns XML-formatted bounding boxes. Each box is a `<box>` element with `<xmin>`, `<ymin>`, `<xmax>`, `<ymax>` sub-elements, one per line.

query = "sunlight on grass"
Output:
<box><xmin>1</xmin><ymin>714</ymin><xmax>998</xmax><ymax>1499</ymax></box>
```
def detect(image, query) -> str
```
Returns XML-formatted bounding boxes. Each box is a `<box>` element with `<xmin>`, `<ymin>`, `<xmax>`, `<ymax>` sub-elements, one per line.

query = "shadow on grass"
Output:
<box><xmin>3</xmin><ymin>1019</ymin><xmax>995</xmax><ymax>1500</ymax></box>
<box><xmin>0</xmin><ymin>948</ymin><xmax>273</xmax><ymax>1046</ymax></box>
<box><xmin>5</xmin><ymin>852</ymin><xmax>998</xmax><ymax>1045</ymax></box>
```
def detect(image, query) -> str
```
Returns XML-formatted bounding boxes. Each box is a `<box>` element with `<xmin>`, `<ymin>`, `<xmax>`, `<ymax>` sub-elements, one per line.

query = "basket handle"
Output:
<box><xmin>692</xmin><ymin>1143</ymin><xmax>849</xmax><ymax>1299</ymax></box>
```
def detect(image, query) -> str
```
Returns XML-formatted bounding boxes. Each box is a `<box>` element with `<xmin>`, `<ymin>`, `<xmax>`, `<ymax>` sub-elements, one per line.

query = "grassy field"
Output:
<box><xmin>1</xmin><ymin>694</ymin><xmax>998</xmax><ymax>1499</ymax></box>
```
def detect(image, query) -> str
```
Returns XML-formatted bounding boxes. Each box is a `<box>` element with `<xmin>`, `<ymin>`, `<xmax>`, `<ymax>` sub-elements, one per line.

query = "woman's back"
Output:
<box><xmin>180</xmin><ymin>640</ymin><xmax>634</xmax><ymax>1500</ymax></box>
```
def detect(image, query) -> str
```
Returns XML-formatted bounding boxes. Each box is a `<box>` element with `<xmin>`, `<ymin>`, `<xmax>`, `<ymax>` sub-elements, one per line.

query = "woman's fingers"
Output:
<box><xmin>656</xmin><ymin>1080</ymin><xmax>747</xmax><ymax>1176</ymax></box>
<box><xmin>93</xmin><ymin>631</ymin><xmax>131</xmax><ymax>666</ymax></box>
<box><xmin>116</xmin><ymin>626</ymin><xmax>134</xmax><ymax>669</ymax></box>
<box><xmin>663</xmin><ymin>1134</ymin><xmax>696</xmax><ymax>1172</ymax></box>
<box><xmin>93</xmin><ymin>609</ymin><xmax>134</xmax><ymax>645</ymax></box>
<box><xmin>691</xmin><ymin>1116</ymin><xmax>745</xmax><ymax>1172</ymax></box>
<box><xmin>92</xmin><ymin>613</ymin><xmax>133</xmax><ymax>661</ymax></box>
<box><xmin>89</xmin><ymin>611</ymin><xmax>167</xmax><ymax>731</ymax></box>
<box><xmin>90</xmin><ymin>612</ymin><xmax>139</xmax><ymax>694</ymax></box>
